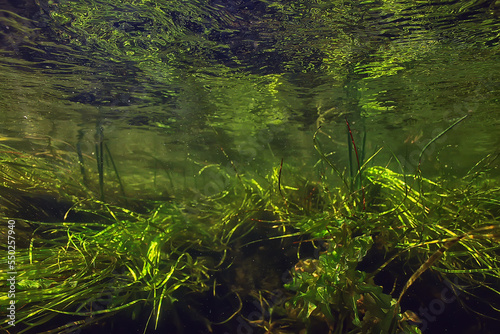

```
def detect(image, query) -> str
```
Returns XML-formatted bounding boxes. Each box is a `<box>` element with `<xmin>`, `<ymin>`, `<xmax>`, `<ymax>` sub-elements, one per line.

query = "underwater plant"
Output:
<box><xmin>0</xmin><ymin>118</ymin><xmax>499</xmax><ymax>334</ymax></box>
<box><xmin>274</xmin><ymin>116</ymin><xmax>500</xmax><ymax>334</ymax></box>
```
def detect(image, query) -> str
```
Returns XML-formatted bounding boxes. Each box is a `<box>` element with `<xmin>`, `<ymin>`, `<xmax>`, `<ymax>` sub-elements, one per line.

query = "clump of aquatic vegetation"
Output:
<box><xmin>1</xmin><ymin>121</ymin><xmax>499</xmax><ymax>334</ymax></box>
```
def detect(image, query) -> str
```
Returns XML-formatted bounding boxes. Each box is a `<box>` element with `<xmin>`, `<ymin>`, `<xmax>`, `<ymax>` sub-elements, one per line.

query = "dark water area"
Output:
<box><xmin>1</xmin><ymin>1</ymin><xmax>499</xmax><ymax>334</ymax></box>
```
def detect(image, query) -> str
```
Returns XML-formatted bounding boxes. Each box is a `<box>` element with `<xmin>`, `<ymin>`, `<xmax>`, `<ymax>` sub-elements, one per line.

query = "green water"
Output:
<box><xmin>1</xmin><ymin>0</ymin><xmax>498</xmax><ymax>190</ymax></box>
<box><xmin>0</xmin><ymin>1</ymin><xmax>499</xmax><ymax>333</ymax></box>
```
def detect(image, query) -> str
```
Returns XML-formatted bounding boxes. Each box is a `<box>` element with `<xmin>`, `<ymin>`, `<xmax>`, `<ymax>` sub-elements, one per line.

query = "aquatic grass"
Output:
<box><xmin>279</xmin><ymin>118</ymin><xmax>500</xmax><ymax>333</ymax></box>
<box><xmin>1</xmin><ymin>130</ymin><xmax>500</xmax><ymax>333</ymax></box>
<box><xmin>0</xmin><ymin>144</ymin><xmax>275</xmax><ymax>332</ymax></box>
<box><xmin>280</xmin><ymin>160</ymin><xmax>500</xmax><ymax>333</ymax></box>
<box><xmin>1</xmin><ymin>204</ymin><xmax>217</xmax><ymax>333</ymax></box>
<box><xmin>0</xmin><ymin>142</ymin><xmax>98</xmax><ymax>204</ymax></box>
